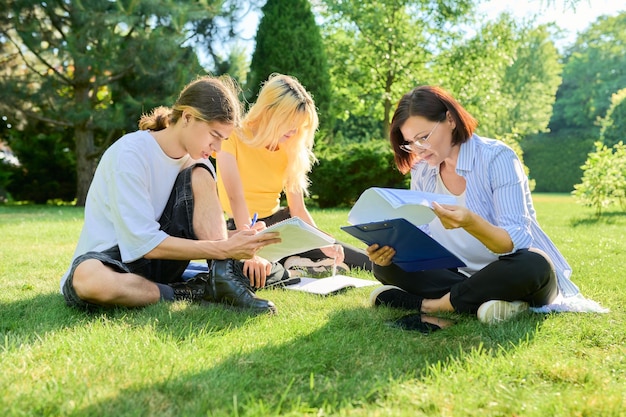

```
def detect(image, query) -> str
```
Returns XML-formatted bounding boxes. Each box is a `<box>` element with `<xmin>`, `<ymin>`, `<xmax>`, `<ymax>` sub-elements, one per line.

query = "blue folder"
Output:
<box><xmin>341</xmin><ymin>218</ymin><xmax>466</xmax><ymax>272</ymax></box>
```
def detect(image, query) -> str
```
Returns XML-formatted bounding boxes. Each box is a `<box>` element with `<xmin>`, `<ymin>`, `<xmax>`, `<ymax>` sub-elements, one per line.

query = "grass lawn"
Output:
<box><xmin>1</xmin><ymin>194</ymin><xmax>624</xmax><ymax>416</ymax></box>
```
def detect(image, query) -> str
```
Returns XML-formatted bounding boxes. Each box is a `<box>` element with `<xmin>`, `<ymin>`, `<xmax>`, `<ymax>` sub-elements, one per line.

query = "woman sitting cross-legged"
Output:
<box><xmin>367</xmin><ymin>85</ymin><xmax>581</xmax><ymax>333</ymax></box>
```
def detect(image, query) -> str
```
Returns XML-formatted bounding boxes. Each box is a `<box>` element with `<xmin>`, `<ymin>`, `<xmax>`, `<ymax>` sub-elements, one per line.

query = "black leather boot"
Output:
<box><xmin>169</xmin><ymin>274</ymin><xmax>209</xmax><ymax>301</ymax></box>
<box><xmin>205</xmin><ymin>260</ymin><xmax>277</xmax><ymax>314</ymax></box>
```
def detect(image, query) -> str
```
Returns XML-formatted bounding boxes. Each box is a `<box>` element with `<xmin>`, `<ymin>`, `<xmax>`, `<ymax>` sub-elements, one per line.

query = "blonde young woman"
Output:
<box><xmin>217</xmin><ymin>73</ymin><xmax>371</xmax><ymax>273</ymax></box>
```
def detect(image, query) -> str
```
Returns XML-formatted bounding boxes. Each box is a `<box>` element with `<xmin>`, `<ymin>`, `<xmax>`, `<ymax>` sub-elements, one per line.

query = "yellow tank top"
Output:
<box><xmin>217</xmin><ymin>132</ymin><xmax>288</xmax><ymax>218</ymax></box>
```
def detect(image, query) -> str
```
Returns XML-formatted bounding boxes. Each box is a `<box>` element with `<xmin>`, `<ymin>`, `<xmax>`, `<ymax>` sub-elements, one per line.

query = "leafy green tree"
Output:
<box><xmin>549</xmin><ymin>12</ymin><xmax>626</xmax><ymax>135</ymax></box>
<box><xmin>599</xmin><ymin>88</ymin><xmax>626</xmax><ymax>148</ymax></box>
<box><xmin>572</xmin><ymin>141</ymin><xmax>626</xmax><ymax>216</ymax></box>
<box><xmin>499</xmin><ymin>24</ymin><xmax>562</xmax><ymax>137</ymax></box>
<box><xmin>321</xmin><ymin>0</ymin><xmax>474</xmax><ymax>139</ymax></box>
<box><xmin>524</xmin><ymin>11</ymin><xmax>625</xmax><ymax>193</ymax></box>
<box><xmin>212</xmin><ymin>44</ymin><xmax>251</xmax><ymax>87</ymax></box>
<box><xmin>614</xmin><ymin>142</ymin><xmax>626</xmax><ymax>210</ymax></box>
<box><xmin>438</xmin><ymin>15</ymin><xmax>561</xmax><ymax>139</ymax></box>
<box><xmin>437</xmin><ymin>14</ymin><xmax>518</xmax><ymax>137</ymax></box>
<box><xmin>0</xmin><ymin>0</ymin><xmax>233</xmax><ymax>205</ymax></box>
<box><xmin>247</xmin><ymin>0</ymin><xmax>331</xmax><ymax>130</ymax></box>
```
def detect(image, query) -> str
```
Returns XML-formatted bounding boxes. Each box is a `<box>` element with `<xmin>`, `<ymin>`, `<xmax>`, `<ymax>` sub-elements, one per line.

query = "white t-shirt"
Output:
<box><xmin>60</xmin><ymin>130</ymin><xmax>192</xmax><ymax>292</ymax></box>
<box><xmin>429</xmin><ymin>174</ymin><xmax>498</xmax><ymax>275</ymax></box>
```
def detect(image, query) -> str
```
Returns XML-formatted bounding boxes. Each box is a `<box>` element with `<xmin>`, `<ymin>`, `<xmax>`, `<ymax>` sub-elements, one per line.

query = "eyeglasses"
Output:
<box><xmin>399</xmin><ymin>121</ymin><xmax>440</xmax><ymax>153</ymax></box>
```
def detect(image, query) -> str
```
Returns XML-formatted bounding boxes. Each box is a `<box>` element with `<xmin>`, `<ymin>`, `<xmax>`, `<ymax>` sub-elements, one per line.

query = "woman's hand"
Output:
<box><xmin>366</xmin><ymin>243</ymin><xmax>395</xmax><ymax>267</ymax></box>
<box><xmin>242</xmin><ymin>256</ymin><xmax>273</xmax><ymax>288</ymax></box>
<box><xmin>432</xmin><ymin>202</ymin><xmax>514</xmax><ymax>253</ymax></box>
<box><xmin>320</xmin><ymin>244</ymin><xmax>345</xmax><ymax>264</ymax></box>
<box><xmin>240</xmin><ymin>220</ymin><xmax>266</xmax><ymax>232</ymax></box>
<box><xmin>432</xmin><ymin>202</ymin><xmax>473</xmax><ymax>229</ymax></box>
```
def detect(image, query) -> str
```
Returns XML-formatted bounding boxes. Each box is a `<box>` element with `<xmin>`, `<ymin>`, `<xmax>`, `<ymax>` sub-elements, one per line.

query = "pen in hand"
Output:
<box><xmin>250</xmin><ymin>213</ymin><xmax>258</xmax><ymax>227</ymax></box>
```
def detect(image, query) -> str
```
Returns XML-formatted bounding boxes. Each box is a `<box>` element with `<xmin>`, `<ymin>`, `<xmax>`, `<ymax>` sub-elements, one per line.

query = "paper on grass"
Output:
<box><xmin>284</xmin><ymin>275</ymin><xmax>380</xmax><ymax>296</ymax></box>
<box><xmin>255</xmin><ymin>217</ymin><xmax>335</xmax><ymax>262</ymax></box>
<box><xmin>347</xmin><ymin>187</ymin><xmax>456</xmax><ymax>227</ymax></box>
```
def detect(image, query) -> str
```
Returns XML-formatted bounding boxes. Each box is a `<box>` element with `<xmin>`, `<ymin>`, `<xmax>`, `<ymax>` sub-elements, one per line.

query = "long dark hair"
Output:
<box><xmin>139</xmin><ymin>75</ymin><xmax>242</xmax><ymax>131</ymax></box>
<box><xmin>390</xmin><ymin>85</ymin><xmax>477</xmax><ymax>174</ymax></box>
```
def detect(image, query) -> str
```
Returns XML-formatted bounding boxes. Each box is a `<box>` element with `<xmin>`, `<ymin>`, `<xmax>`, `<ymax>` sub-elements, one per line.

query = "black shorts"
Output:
<box><xmin>63</xmin><ymin>163</ymin><xmax>212</xmax><ymax>309</ymax></box>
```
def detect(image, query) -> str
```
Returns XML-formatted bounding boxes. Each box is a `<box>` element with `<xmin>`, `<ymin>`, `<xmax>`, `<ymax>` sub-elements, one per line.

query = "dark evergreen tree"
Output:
<box><xmin>0</xmin><ymin>0</ymin><xmax>239</xmax><ymax>205</ymax></box>
<box><xmin>247</xmin><ymin>0</ymin><xmax>332</xmax><ymax>132</ymax></box>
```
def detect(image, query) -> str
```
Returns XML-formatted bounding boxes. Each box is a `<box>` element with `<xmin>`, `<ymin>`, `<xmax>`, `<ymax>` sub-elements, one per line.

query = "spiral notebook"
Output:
<box><xmin>255</xmin><ymin>217</ymin><xmax>335</xmax><ymax>262</ymax></box>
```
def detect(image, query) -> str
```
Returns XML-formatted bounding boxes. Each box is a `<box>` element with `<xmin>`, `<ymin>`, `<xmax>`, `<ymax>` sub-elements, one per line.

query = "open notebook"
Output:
<box><xmin>254</xmin><ymin>217</ymin><xmax>335</xmax><ymax>262</ymax></box>
<box><xmin>284</xmin><ymin>275</ymin><xmax>380</xmax><ymax>296</ymax></box>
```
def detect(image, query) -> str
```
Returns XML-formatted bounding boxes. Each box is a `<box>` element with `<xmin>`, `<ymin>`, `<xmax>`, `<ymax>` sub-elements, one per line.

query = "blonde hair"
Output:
<box><xmin>139</xmin><ymin>75</ymin><xmax>242</xmax><ymax>131</ymax></box>
<box><xmin>241</xmin><ymin>73</ymin><xmax>318</xmax><ymax>194</ymax></box>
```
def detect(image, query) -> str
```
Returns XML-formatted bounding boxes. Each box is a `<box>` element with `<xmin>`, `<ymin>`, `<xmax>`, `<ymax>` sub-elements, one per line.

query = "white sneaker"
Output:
<box><xmin>369</xmin><ymin>285</ymin><xmax>404</xmax><ymax>307</ymax></box>
<box><xmin>477</xmin><ymin>300</ymin><xmax>529</xmax><ymax>324</ymax></box>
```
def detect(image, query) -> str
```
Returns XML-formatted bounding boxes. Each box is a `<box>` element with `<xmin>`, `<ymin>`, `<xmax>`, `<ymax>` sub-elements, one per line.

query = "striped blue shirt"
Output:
<box><xmin>410</xmin><ymin>134</ymin><xmax>580</xmax><ymax>297</ymax></box>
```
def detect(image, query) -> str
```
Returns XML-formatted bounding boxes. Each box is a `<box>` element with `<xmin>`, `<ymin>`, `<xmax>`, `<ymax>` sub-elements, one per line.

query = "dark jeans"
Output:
<box><xmin>227</xmin><ymin>207</ymin><xmax>373</xmax><ymax>271</ymax></box>
<box><xmin>373</xmin><ymin>249</ymin><xmax>558</xmax><ymax>313</ymax></box>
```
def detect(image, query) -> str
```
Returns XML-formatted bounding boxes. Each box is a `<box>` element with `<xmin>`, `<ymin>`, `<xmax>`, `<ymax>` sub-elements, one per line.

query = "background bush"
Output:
<box><xmin>522</xmin><ymin>131</ymin><xmax>596</xmax><ymax>192</ymax></box>
<box><xmin>5</xmin><ymin>127</ymin><xmax>76</xmax><ymax>204</ymax></box>
<box><xmin>308</xmin><ymin>140</ymin><xmax>408</xmax><ymax>208</ymax></box>
<box><xmin>573</xmin><ymin>141</ymin><xmax>626</xmax><ymax>215</ymax></box>
<box><xmin>599</xmin><ymin>88</ymin><xmax>626</xmax><ymax>148</ymax></box>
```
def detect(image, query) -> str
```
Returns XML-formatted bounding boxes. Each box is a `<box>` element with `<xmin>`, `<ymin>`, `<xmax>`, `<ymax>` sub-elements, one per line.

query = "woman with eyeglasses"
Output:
<box><xmin>216</xmin><ymin>73</ymin><xmax>372</xmax><ymax>281</ymax></box>
<box><xmin>367</xmin><ymin>85</ymin><xmax>580</xmax><ymax>332</ymax></box>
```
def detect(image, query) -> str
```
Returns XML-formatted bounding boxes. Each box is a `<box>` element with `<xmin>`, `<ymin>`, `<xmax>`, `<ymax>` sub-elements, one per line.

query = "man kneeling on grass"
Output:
<box><xmin>60</xmin><ymin>75</ymin><xmax>293</xmax><ymax>315</ymax></box>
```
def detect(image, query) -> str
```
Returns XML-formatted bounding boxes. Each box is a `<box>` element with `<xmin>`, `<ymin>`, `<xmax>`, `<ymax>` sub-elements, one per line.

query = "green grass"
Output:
<box><xmin>1</xmin><ymin>195</ymin><xmax>625</xmax><ymax>416</ymax></box>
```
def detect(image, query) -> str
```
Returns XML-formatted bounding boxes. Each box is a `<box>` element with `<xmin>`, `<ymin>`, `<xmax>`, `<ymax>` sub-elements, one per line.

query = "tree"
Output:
<box><xmin>522</xmin><ymin>11</ymin><xmax>626</xmax><ymax>193</ymax></box>
<box><xmin>573</xmin><ymin>141</ymin><xmax>626</xmax><ymax>216</ymax></box>
<box><xmin>321</xmin><ymin>0</ymin><xmax>474</xmax><ymax>139</ymax></box>
<box><xmin>549</xmin><ymin>11</ymin><xmax>626</xmax><ymax>135</ymax></box>
<box><xmin>599</xmin><ymin>88</ymin><xmax>626</xmax><ymax>148</ymax></box>
<box><xmin>438</xmin><ymin>16</ymin><xmax>562</xmax><ymax>139</ymax></box>
<box><xmin>0</xmin><ymin>0</ymin><xmax>234</xmax><ymax>205</ymax></box>
<box><xmin>212</xmin><ymin>44</ymin><xmax>251</xmax><ymax>87</ymax></box>
<box><xmin>498</xmin><ymin>24</ymin><xmax>562</xmax><ymax>137</ymax></box>
<box><xmin>437</xmin><ymin>14</ymin><xmax>519</xmax><ymax>137</ymax></box>
<box><xmin>247</xmin><ymin>0</ymin><xmax>332</xmax><ymax>131</ymax></box>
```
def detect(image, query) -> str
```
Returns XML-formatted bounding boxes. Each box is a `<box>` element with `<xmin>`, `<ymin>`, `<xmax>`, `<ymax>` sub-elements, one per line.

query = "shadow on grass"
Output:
<box><xmin>1</xmin><ymin>292</ymin><xmax>546</xmax><ymax>415</ymax></box>
<box><xmin>570</xmin><ymin>210</ymin><xmax>626</xmax><ymax>226</ymax></box>
<box><xmin>71</xmin><ymin>305</ymin><xmax>546</xmax><ymax>416</ymax></box>
<box><xmin>0</xmin><ymin>292</ymin><xmax>259</xmax><ymax>349</ymax></box>
<box><xmin>0</xmin><ymin>292</ymin><xmax>85</xmax><ymax>340</ymax></box>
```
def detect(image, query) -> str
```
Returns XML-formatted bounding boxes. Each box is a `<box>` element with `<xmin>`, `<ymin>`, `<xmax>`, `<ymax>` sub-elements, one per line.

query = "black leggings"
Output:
<box><xmin>227</xmin><ymin>207</ymin><xmax>373</xmax><ymax>271</ymax></box>
<box><xmin>373</xmin><ymin>249</ymin><xmax>558</xmax><ymax>313</ymax></box>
